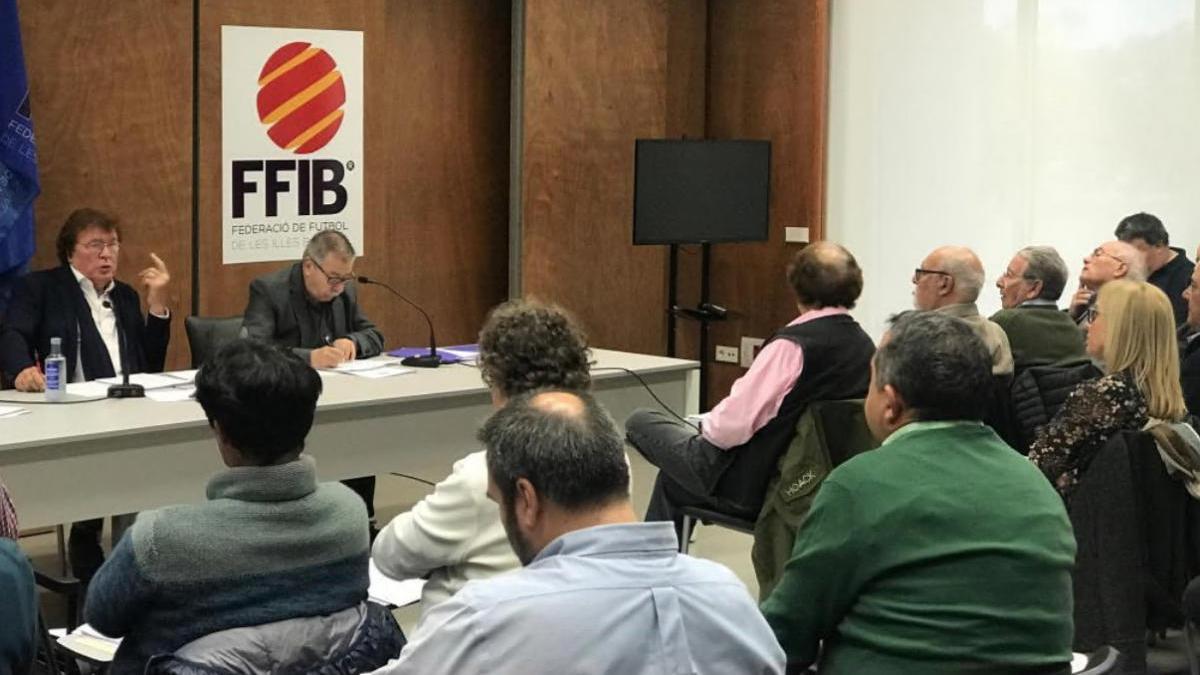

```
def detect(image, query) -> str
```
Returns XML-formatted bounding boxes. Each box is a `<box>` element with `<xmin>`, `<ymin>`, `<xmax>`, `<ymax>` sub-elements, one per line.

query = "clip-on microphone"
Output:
<box><xmin>104</xmin><ymin>297</ymin><xmax>145</xmax><ymax>398</ymax></box>
<box><xmin>356</xmin><ymin>276</ymin><xmax>442</xmax><ymax>368</ymax></box>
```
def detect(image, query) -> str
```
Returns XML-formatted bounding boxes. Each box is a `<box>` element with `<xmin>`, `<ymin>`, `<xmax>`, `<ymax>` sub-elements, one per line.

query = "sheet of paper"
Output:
<box><xmin>0</xmin><ymin>405</ymin><xmax>28</xmax><ymax>419</ymax></box>
<box><xmin>57</xmin><ymin>623</ymin><xmax>121</xmax><ymax>662</ymax></box>
<box><xmin>147</xmin><ymin>386</ymin><xmax>196</xmax><ymax>402</ymax></box>
<box><xmin>66</xmin><ymin>381</ymin><xmax>112</xmax><ymax>397</ymax></box>
<box><xmin>346</xmin><ymin>366</ymin><xmax>414</xmax><ymax>379</ymax></box>
<box><xmin>326</xmin><ymin>359</ymin><xmax>391</xmax><ymax>373</ymax></box>
<box><xmin>164</xmin><ymin>369</ymin><xmax>199</xmax><ymax>383</ymax></box>
<box><xmin>96</xmin><ymin>373</ymin><xmax>189</xmax><ymax>390</ymax></box>
<box><xmin>368</xmin><ymin>560</ymin><xmax>426</xmax><ymax>608</ymax></box>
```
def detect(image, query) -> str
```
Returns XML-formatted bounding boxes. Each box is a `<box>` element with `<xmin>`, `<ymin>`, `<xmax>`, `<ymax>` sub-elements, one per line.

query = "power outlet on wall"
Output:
<box><xmin>714</xmin><ymin>345</ymin><xmax>739</xmax><ymax>364</ymax></box>
<box><xmin>740</xmin><ymin>337</ymin><xmax>765</xmax><ymax>368</ymax></box>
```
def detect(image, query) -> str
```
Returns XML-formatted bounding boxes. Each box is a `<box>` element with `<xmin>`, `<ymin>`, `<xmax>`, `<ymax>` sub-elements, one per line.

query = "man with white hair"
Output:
<box><xmin>991</xmin><ymin>246</ymin><xmax>1086</xmax><ymax>370</ymax></box>
<box><xmin>912</xmin><ymin>245</ymin><xmax>1013</xmax><ymax>375</ymax></box>
<box><xmin>1067</xmin><ymin>240</ymin><xmax>1147</xmax><ymax>328</ymax></box>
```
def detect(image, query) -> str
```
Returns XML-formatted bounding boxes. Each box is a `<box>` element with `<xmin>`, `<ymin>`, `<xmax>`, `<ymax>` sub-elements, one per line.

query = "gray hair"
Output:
<box><xmin>1017</xmin><ymin>246</ymin><xmax>1069</xmax><ymax>301</ymax></box>
<box><xmin>481</xmin><ymin>390</ymin><xmax>630</xmax><ymax>510</ymax></box>
<box><xmin>1107</xmin><ymin>240</ymin><xmax>1148</xmax><ymax>282</ymax></box>
<box><xmin>875</xmin><ymin>311</ymin><xmax>993</xmax><ymax>422</ymax></box>
<box><xmin>940</xmin><ymin>248</ymin><xmax>986</xmax><ymax>303</ymax></box>
<box><xmin>303</xmin><ymin>230</ymin><xmax>355</xmax><ymax>262</ymax></box>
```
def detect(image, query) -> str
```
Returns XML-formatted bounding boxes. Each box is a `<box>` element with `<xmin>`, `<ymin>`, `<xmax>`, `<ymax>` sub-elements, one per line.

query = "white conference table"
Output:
<box><xmin>0</xmin><ymin>349</ymin><xmax>698</xmax><ymax>530</ymax></box>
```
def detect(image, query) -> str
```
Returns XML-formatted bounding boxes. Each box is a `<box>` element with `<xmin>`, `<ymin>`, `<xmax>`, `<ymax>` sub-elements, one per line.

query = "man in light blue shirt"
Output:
<box><xmin>375</xmin><ymin>390</ymin><xmax>784</xmax><ymax>675</ymax></box>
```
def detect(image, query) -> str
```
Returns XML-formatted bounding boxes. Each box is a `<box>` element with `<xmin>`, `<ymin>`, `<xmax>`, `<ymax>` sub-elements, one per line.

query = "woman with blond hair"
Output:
<box><xmin>1029</xmin><ymin>280</ymin><xmax>1187</xmax><ymax>499</ymax></box>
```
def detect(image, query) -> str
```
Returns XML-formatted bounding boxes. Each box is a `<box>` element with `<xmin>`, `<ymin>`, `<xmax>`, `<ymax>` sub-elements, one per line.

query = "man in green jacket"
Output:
<box><xmin>991</xmin><ymin>245</ymin><xmax>1086</xmax><ymax>371</ymax></box>
<box><xmin>761</xmin><ymin>311</ymin><xmax>1075</xmax><ymax>673</ymax></box>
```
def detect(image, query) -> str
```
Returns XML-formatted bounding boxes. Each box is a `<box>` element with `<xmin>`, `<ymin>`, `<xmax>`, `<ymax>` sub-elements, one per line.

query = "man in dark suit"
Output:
<box><xmin>241</xmin><ymin>229</ymin><xmax>384</xmax><ymax>523</ymax></box>
<box><xmin>1182</xmin><ymin>263</ymin><xmax>1200</xmax><ymax>416</ymax></box>
<box><xmin>0</xmin><ymin>207</ymin><xmax>172</xmax><ymax>582</ymax></box>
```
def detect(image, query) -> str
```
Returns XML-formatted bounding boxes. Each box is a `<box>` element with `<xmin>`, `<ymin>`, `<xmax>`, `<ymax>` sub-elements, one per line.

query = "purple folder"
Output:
<box><xmin>386</xmin><ymin>343</ymin><xmax>479</xmax><ymax>365</ymax></box>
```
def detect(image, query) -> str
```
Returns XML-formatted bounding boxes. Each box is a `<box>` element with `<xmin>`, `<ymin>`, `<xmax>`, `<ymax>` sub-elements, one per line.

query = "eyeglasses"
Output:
<box><xmin>78</xmin><ymin>239</ymin><xmax>120</xmax><ymax>254</ymax></box>
<box><xmin>307</xmin><ymin>256</ymin><xmax>355</xmax><ymax>286</ymax></box>
<box><xmin>912</xmin><ymin>268</ymin><xmax>952</xmax><ymax>284</ymax></box>
<box><xmin>1089</xmin><ymin>248</ymin><xmax>1126</xmax><ymax>267</ymax></box>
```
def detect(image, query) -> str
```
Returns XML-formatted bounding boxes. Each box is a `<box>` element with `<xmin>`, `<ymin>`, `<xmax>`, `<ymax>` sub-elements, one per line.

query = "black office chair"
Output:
<box><xmin>184</xmin><ymin>316</ymin><xmax>243</xmax><ymax>368</ymax></box>
<box><xmin>678</xmin><ymin>505</ymin><xmax>755</xmax><ymax>555</ymax></box>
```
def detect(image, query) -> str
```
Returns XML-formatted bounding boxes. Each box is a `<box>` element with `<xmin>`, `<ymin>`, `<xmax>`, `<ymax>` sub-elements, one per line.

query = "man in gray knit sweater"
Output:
<box><xmin>84</xmin><ymin>339</ymin><xmax>386</xmax><ymax>674</ymax></box>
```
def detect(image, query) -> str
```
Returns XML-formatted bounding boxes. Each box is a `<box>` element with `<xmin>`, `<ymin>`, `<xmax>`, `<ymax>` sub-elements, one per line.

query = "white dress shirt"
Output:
<box><xmin>69</xmin><ymin>265</ymin><xmax>121</xmax><ymax>382</ymax></box>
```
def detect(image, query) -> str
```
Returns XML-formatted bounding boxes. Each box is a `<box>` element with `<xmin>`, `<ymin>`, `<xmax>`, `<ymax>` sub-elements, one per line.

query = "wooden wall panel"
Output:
<box><xmin>701</xmin><ymin>0</ymin><xmax>831</xmax><ymax>407</ymax></box>
<box><xmin>197</xmin><ymin>1</ymin><xmax>510</xmax><ymax>350</ymax></box>
<box><xmin>520</xmin><ymin>0</ymin><xmax>706</xmax><ymax>355</ymax></box>
<box><xmin>19</xmin><ymin>0</ymin><xmax>194</xmax><ymax>370</ymax></box>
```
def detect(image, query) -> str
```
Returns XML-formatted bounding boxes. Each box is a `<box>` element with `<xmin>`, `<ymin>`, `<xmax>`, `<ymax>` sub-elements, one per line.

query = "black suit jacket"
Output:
<box><xmin>0</xmin><ymin>265</ymin><xmax>170</xmax><ymax>384</ymax></box>
<box><xmin>1183</xmin><ymin>333</ymin><xmax>1200</xmax><ymax>416</ymax></box>
<box><xmin>240</xmin><ymin>263</ymin><xmax>384</xmax><ymax>361</ymax></box>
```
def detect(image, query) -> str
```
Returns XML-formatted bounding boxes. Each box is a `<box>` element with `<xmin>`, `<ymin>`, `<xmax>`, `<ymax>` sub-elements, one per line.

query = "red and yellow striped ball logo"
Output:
<box><xmin>256</xmin><ymin>42</ymin><xmax>346</xmax><ymax>154</ymax></box>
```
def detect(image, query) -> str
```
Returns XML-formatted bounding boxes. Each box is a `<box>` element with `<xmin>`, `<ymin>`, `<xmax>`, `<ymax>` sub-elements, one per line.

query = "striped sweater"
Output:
<box><xmin>85</xmin><ymin>455</ymin><xmax>370</xmax><ymax>675</ymax></box>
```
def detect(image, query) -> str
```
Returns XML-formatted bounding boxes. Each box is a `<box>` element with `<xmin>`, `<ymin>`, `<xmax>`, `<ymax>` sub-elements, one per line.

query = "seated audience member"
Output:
<box><xmin>1115</xmin><ymin>212</ymin><xmax>1194</xmax><ymax>326</ymax></box>
<box><xmin>372</xmin><ymin>300</ymin><xmax>590</xmax><ymax>614</ymax></box>
<box><xmin>626</xmin><ymin>242</ymin><xmax>875</xmax><ymax>536</ymax></box>
<box><xmin>0</xmin><ymin>207</ymin><xmax>172</xmax><ymax>584</ymax></box>
<box><xmin>379</xmin><ymin>390</ymin><xmax>785</xmax><ymax>674</ymax></box>
<box><xmin>912</xmin><ymin>245</ymin><xmax>1013</xmax><ymax>375</ymax></box>
<box><xmin>1030</xmin><ymin>281</ymin><xmax>1187</xmax><ymax>500</ymax></box>
<box><xmin>241</xmin><ymin>230</ymin><xmax>383</xmax><ymax>524</ymax></box>
<box><xmin>761</xmin><ymin>311</ymin><xmax>1075</xmax><ymax>673</ymax></box>
<box><xmin>1067</xmin><ymin>240</ymin><xmax>1147</xmax><ymax>327</ymax></box>
<box><xmin>991</xmin><ymin>245</ymin><xmax>1086</xmax><ymax>370</ymax></box>
<box><xmin>1183</xmin><ymin>264</ymin><xmax>1200</xmax><ymax>414</ymax></box>
<box><xmin>0</xmin><ymin>481</ymin><xmax>35</xmax><ymax>675</ymax></box>
<box><xmin>85</xmin><ymin>339</ymin><xmax>400</xmax><ymax>675</ymax></box>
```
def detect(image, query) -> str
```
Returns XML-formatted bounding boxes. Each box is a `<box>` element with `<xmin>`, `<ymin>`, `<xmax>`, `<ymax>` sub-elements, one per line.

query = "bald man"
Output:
<box><xmin>1067</xmin><ymin>240</ymin><xmax>1148</xmax><ymax>327</ymax></box>
<box><xmin>912</xmin><ymin>246</ymin><xmax>1013</xmax><ymax>376</ymax></box>
<box><xmin>627</xmin><ymin>242</ymin><xmax>876</xmax><ymax>538</ymax></box>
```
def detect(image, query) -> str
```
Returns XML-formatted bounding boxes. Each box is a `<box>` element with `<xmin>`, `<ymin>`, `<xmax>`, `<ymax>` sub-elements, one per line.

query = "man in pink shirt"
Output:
<box><xmin>626</xmin><ymin>242</ymin><xmax>876</xmax><ymax>539</ymax></box>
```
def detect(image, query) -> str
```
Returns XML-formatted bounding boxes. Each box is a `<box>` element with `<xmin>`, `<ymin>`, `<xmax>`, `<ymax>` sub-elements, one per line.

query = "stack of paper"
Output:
<box><xmin>346</xmin><ymin>365</ymin><xmax>413</xmax><ymax>379</ymax></box>
<box><xmin>0</xmin><ymin>405</ymin><xmax>28</xmax><ymax>419</ymax></box>
<box><xmin>55</xmin><ymin>623</ymin><xmax>121</xmax><ymax>662</ymax></box>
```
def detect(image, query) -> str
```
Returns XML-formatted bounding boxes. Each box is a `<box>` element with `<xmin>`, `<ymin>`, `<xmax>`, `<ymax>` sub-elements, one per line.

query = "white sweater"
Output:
<box><xmin>371</xmin><ymin>451</ymin><xmax>519</xmax><ymax>613</ymax></box>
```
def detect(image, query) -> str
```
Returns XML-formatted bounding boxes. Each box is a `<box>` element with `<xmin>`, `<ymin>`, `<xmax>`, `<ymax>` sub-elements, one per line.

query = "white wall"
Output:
<box><xmin>826</xmin><ymin>0</ymin><xmax>1200</xmax><ymax>339</ymax></box>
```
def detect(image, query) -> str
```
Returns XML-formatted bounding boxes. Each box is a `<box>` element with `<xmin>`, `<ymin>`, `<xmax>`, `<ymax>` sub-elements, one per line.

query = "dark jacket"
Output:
<box><xmin>1010</xmin><ymin>359</ymin><xmax>1102</xmax><ymax>454</ymax></box>
<box><xmin>751</xmin><ymin>399</ymin><xmax>878</xmax><ymax>599</ymax></box>
<box><xmin>713</xmin><ymin>315</ymin><xmax>875</xmax><ymax>514</ymax></box>
<box><xmin>0</xmin><ymin>265</ymin><xmax>169</xmax><ymax>383</ymax></box>
<box><xmin>991</xmin><ymin>304</ymin><xmax>1087</xmax><ymax>372</ymax></box>
<box><xmin>241</xmin><ymin>263</ymin><xmax>383</xmax><ymax>362</ymax></box>
<box><xmin>144</xmin><ymin>602</ymin><xmax>405</xmax><ymax>675</ymax></box>
<box><xmin>1070</xmin><ymin>428</ymin><xmax>1200</xmax><ymax>673</ymax></box>
<box><xmin>1183</xmin><ymin>330</ymin><xmax>1200</xmax><ymax>417</ymax></box>
<box><xmin>1149</xmin><ymin>247</ymin><xmax>1194</xmax><ymax>327</ymax></box>
<box><xmin>0</xmin><ymin>539</ymin><xmax>36</xmax><ymax>675</ymax></box>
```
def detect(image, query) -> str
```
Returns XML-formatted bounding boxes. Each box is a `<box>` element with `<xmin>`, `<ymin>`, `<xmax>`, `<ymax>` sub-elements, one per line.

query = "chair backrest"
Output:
<box><xmin>751</xmin><ymin>399</ymin><xmax>878</xmax><ymax>598</ymax></box>
<box><xmin>184</xmin><ymin>316</ymin><xmax>243</xmax><ymax>369</ymax></box>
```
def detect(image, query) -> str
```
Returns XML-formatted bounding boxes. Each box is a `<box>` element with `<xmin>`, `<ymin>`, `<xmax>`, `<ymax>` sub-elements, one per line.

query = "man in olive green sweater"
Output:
<box><xmin>761</xmin><ymin>311</ymin><xmax>1075</xmax><ymax>673</ymax></box>
<box><xmin>991</xmin><ymin>245</ymin><xmax>1086</xmax><ymax>370</ymax></box>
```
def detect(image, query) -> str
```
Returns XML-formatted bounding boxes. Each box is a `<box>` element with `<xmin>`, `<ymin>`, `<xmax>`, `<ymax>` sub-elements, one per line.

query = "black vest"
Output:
<box><xmin>714</xmin><ymin>314</ymin><xmax>876</xmax><ymax>513</ymax></box>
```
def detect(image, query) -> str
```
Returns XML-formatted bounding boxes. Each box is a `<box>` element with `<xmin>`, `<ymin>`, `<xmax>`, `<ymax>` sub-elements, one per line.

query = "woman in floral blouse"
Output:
<box><xmin>1029</xmin><ymin>280</ymin><xmax>1187</xmax><ymax>500</ymax></box>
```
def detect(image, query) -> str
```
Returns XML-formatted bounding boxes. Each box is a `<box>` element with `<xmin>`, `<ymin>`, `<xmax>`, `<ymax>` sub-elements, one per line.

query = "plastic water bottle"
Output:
<box><xmin>44</xmin><ymin>337</ymin><xmax>66</xmax><ymax>402</ymax></box>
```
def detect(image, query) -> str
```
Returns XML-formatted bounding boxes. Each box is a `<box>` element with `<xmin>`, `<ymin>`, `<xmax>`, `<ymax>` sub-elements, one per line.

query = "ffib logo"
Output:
<box><xmin>256</xmin><ymin>42</ymin><xmax>345</xmax><ymax>154</ymax></box>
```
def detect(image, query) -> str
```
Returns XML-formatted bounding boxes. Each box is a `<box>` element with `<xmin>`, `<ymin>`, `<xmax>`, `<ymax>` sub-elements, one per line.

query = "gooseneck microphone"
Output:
<box><xmin>356</xmin><ymin>276</ymin><xmax>442</xmax><ymax>368</ymax></box>
<box><xmin>105</xmin><ymin>296</ymin><xmax>145</xmax><ymax>398</ymax></box>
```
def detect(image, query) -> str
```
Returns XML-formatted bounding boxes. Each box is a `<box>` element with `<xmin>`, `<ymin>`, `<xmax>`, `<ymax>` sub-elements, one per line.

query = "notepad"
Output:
<box><xmin>56</xmin><ymin>623</ymin><xmax>121</xmax><ymax>662</ymax></box>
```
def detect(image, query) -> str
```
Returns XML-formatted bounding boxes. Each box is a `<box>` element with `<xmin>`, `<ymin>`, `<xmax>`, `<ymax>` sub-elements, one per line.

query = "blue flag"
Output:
<box><xmin>0</xmin><ymin>0</ymin><xmax>37</xmax><ymax>312</ymax></box>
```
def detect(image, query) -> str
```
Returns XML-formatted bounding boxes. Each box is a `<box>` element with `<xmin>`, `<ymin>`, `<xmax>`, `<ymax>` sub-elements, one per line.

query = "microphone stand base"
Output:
<box><xmin>401</xmin><ymin>354</ymin><xmax>442</xmax><ymax>368</ymax></box>
<box><xmin>107</xmin><ymin>383</ymin><xmax>146</xmax><ymax>398</ymax></box>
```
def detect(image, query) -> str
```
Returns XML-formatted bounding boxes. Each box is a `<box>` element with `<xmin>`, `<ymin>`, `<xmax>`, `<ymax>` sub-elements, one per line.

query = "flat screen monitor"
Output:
<box><xmin>633</xmin><ymin>139</ymin><xmax>771</xmax><ymax>245</ymax></box>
